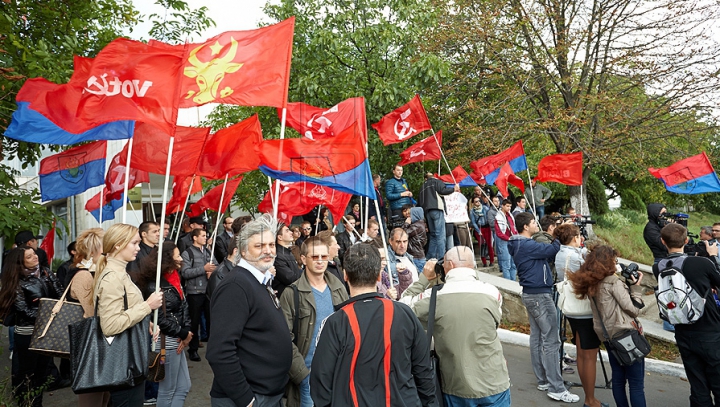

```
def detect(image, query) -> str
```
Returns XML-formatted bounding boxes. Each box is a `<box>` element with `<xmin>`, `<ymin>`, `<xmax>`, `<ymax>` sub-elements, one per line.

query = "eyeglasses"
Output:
<box><xmin>309</xmin><ymin>255</ymin><xmax>329</xmax><ymax>261</ymax></box>
<box><xmin>266</xmin><ymin>285</ymin><xmax>280</xmax><ymax>309</ymax></box>
<box><xmin>302</xmin><ymin>227</ymin><xmax>312</xmax><ymax>231</ymax></box>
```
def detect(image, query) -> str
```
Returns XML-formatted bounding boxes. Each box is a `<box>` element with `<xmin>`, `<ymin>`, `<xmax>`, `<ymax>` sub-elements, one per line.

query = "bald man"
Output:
<box><xmin>400</xmin><ymin>246</ymin><xmax>511</xmax><ymax>406</ymax></box>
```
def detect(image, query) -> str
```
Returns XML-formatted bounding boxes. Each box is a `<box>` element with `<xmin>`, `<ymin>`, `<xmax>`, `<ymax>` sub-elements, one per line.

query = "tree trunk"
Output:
<box><xmin>568</xmin><ymin>168</ymin><xmax>595</xmax><ymax>239</ymax></box>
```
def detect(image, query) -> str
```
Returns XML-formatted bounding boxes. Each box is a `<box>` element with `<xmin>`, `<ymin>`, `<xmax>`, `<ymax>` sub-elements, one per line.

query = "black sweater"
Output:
<box><xmin>206</xmin><ymin>265</ymin><xmax>293</xmax><ymax>405</ymax></box>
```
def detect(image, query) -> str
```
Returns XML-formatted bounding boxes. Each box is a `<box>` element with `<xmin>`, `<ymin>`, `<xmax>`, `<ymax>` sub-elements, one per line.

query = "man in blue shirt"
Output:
<box><xmin>279</xmin><ymin>236</ymin><xmax>349</xmax><ymax>407</ymax></box>
<box><xmin>385</xmin><ymin>164</ymin><xmax>414</xmax><ymax>217</ymax></box>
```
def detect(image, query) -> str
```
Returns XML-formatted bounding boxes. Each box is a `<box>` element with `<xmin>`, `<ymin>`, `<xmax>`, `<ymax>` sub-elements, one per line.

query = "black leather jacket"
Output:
<box><xmin>145</xmin><ymin>274</ymin><xmax>191</xmax><ymax>340</ymax></box>
<box><xmin>15</xmin><ymin>267</ymin><xmax>63</xmax><ymax>327</ymax></box>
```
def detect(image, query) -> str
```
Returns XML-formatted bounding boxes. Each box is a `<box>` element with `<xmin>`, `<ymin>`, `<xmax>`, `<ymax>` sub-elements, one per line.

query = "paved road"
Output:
<box><xmin>0</xmin><ymin>330</ymin><xmax>690</xmax><ymax>406</ymax></box>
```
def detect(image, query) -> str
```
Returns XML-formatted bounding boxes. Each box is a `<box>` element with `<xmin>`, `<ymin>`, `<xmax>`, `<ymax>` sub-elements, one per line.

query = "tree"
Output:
<box><xmin>424</xmin><ymin>0</ymin><xmax>720</xmax><ymax>220</ymax></box>
<box><xmin>202</xmin><ymin>0</ymin><xmax>451</xmax><ymax>213</ymax></box>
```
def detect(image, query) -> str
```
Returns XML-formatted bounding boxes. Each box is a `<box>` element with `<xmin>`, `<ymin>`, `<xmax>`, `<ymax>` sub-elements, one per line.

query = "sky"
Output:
<box><xmin>130</xmin><ymin>0</ymin><xmax>274</xmax><ymax>125</ymax></box>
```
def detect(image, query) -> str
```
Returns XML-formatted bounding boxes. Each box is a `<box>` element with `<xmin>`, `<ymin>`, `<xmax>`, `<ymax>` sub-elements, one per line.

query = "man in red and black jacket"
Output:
<box><xmin>310</xmin><ymin>244</ymin><xmax>436</xmax><ymax>407</ymax></box>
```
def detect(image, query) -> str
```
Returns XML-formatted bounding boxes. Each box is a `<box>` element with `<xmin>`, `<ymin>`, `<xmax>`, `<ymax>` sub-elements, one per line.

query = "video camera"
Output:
<box><xmin>659</xmin><ymin>212</ymin><xmax>689</xmax><ymax>228</ymax></box>
<box><xmin>433</xmin><ymin>259</ymin><xmax>447</xmax><ymax>281</ymax></box>
<box><xmin>560</xmin><ymin>214</ymin><xmax>597</xmax><ymax>239</ymax></box>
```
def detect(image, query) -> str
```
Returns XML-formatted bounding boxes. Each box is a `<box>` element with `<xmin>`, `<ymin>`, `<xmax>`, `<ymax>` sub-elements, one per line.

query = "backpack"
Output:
<box><xmin>655</xmin><ymin>255</ymin><xmax>706</xmax><ymax>324</ymax></box>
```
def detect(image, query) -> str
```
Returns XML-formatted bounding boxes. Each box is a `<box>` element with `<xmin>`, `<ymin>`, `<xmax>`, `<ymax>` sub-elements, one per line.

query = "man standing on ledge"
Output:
<box><xmin>385</xmin><ymin>164</ymin><xmax>413</xmax><ymax>217</ymax></box>
<box><xmin>207</xmin><ymin>214</ymin><xmax>292</xmax><ymax>407</ymax></box>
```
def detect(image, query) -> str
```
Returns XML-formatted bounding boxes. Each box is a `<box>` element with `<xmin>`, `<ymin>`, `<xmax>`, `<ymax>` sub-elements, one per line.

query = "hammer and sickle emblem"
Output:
<box><xmin>393</xmin><ymin>108</ymin><xmax>417</xmax><ymax>140</ymax></box>
<box><xmin>184</xmin><ymin>37</ymin><xmax>244</xmax><ymax>104</ymax></box>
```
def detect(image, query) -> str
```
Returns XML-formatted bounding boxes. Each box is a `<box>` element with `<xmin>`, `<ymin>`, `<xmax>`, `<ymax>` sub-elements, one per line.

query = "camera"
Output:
<box><xmin>388</xmin><ymin>214</ymin><xmax>406</xmax><ymax>230</ymax></box>
<box><xmin>659</xmin><ymin>212</ymin><xmax>689</xmax><ymax>228</ymax></box>
<box><xmin>560</xmin><ymin>214</ymin><xmax>597</xmax><ymax>239</ymax></box>
<box><xmin>619</xmin><ymin>262</ymin><xmax>640</xmax><ymax>284</ymax></box>
<box><xmin>433</xmin><ymin>259</ymin><xmax>446</xmax><ymax>281</ymax></box>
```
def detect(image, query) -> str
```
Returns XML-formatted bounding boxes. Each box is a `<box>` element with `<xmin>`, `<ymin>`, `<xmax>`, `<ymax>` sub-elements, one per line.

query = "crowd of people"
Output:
<box><xmin>0</xmin><ymin>165</ymin><xmax>718</xmax><ymax>407</ymax></box>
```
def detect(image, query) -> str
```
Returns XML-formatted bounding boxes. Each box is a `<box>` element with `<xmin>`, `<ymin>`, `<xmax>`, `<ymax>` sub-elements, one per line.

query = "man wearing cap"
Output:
<box><xmin>15</xmin><ymin>230</ymin><xmax>49</xmax><ymax>269</ymax></box>
<box><xmin>178</xmin><ymin>216</ymin><xmax>206</xmax><ymax>254</ymax></box>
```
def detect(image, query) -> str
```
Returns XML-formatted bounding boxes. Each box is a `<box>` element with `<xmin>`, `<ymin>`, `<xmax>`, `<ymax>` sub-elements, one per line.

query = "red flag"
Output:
<box><xmin>372</xmin><ymin>94</ymin><xmax>432</xmax><ymax>145</ymax></box>
<box><xmin>282</xmin><ymin>97</ymin><xmax>367</xmax><ymax>142</ymax></box>
<box><xmin>197</xmin><ymin>115</ymin><xmax>263</xmax><ymax>180</ymax></box>
<box><xmin>536</xmin><ymin>152</ymin><xmax>583</xmax><ymax>186</ymax></box>
<box><xmin>104</xmin><ymin>148</ymin><xmax>150</xmax><ymax>204</ymax></box>
<box><xmin>173</xmin><ymin>17</ymin><xmax>295</xmax><ymax>108</ymax></box>
<box><xmin>435</xmin><ymin>165</ymin><xmax>468</xmax><ymax>184</ymax></box>
<box><xmin>120</xmin><ymin>123</ymin><xmax>210</xmax><ymax>177</ymax></box>
<box><xmin>167</xmin><ymin>176</ymin><xmax>204</xmax><ymax>214</ymax></box>
<box><xmin>470</xmin><ymin>141</ymin><xmax>528</xmax><ymax>185</ymax></box>
<box><xmin>40</xmin><ymin>224</ymin><xmax>55</xmax><ymax>262</ymax></box>
<box><xmin>469</xmin><ymin>170</ymin><xmax>486</xmax><ymax>185</ymax></box>
<box><xmin>258</xmin><ymin>181</ymin><xmax>352</xmax><ymax>225</ymax></box>
<box><xmin>495</xmin><ymin>162</ymin><xmax>525</xmax><ymax>198</ymax></box>
<box><xmin>187</xmin><ymin>177</ymin><xmax>243</xmax><ymax>217</ymax></box>
<box><xmin>18</xmin><ymin>39</ymin><xmax>186</xmax><ymax>134</ymax></box>
<box><xmin>397</xmin><ymin>131</ymin><xmax>442</xmax><ymax>166</ymax></box>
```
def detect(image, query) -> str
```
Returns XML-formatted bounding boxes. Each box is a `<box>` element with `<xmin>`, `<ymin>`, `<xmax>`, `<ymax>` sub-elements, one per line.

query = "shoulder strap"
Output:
<box><xmin>292</xmin><ymin>285</ymin><xmax>299</xmax><ymax>346</ymax></box>
<box><xmin>427</xmin><ymin>284</ymin><xmax>443</xmax><ymax>350</ymax></box>
<box><xmin>563</xmin><ymin>254</ymin><xmax>571</xmax><ymax>279</ymax></box>
<box><xmin>590</xmin><ymin>296</ymin><xmax>611</xmax><ymax>341</ymax></box>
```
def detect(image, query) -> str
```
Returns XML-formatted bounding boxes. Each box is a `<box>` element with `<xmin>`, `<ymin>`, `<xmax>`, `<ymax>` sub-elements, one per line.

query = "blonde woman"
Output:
<box><xmin>94</xmin><ymin>224</ymin><xmax>163</xmax><ymax>407</ymax></box>
<box><xmin>65</xmin><ymin>228</ymin><xmax>112</xmax><ymax>406</ymax></box>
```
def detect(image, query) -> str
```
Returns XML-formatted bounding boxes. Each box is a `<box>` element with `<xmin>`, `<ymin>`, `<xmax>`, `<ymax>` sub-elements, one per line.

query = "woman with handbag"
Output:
<box><xmin>94</xmin><ymin>224</ymin><xmax>164</xmax><ymax>407</ymax></box>
<box><xmin>138</xmin><ymin>242</ymin><xmax>193</xmax><ymax>407</ymax></box>
<box><xmin>554</xmin><ymin>224</ymin><xmax>607</xmax><ymax>407</ymax></box>
<box><xmin>66</xmin><ymin>227</ymin><xmax>111</xmax><ymax>407</ymax></box>
<box><xmin>0</xmin><ymin>246</ymin><xmax>63</xmax><ymax>407</ymax></box>
<box><xmin>569</xmin><ymin>245</ymin><xmax>648</xmax><ymax>407</ymax></box>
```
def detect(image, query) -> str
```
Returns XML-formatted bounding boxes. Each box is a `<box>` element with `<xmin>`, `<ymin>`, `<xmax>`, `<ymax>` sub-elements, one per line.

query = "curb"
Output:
<box><xmin>498</xmin><ymin>328</ymin><xmax>687</xmax><ymax>379</ymax></box>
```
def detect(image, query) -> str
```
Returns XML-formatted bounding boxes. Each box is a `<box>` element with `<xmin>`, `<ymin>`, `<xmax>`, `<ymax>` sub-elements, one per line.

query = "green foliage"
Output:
<box><xmin>0</xmin><ymin>164</ymin><xmax>56</xmax><ymax>249</ymax></box>
<box><xmin>620</xmin><ymin>189</ymin><xmax>646</xmax><ymax>212</ymax></box>
<box><xmin>586</xmin><ymin>173</ymin><xmax>609</xmax><ymax>216</ymax></box>
<box><xmin>145</xmin><ymin>0</ymin><xmax>215</xmax><ymax>43</ymax></box>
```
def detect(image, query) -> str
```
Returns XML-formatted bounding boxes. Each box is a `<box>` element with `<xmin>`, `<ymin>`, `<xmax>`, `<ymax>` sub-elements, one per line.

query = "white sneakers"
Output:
<box><xmin>537</xmin><ymin>383</ymin><xmax>551</xmax><ymax>391</ymax></box>
<box><xmin>548</xmin><ymin>390</ymin><xmax>580</xmax><ymax>403</ymax></box>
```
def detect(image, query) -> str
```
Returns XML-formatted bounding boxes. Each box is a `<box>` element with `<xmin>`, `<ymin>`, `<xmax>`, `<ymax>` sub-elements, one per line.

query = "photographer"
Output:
<box><xmin>643</xmin><ymin>203</ymin><xmax>669</xmax><ymax>264</ymax></box>
<box><xmin>653</xmin><ymin>223</ymin><xmax>720</xmax><ymax>407</ymax></box>
<box><xmin>400</xmin><ymin>247</ymin><xmax>511</xmax><ymax>406</ymax></box>
<box><xmin>568</xmin><ymin>245</ymin><xmax>647</xmax><ymax>407</ymax></box>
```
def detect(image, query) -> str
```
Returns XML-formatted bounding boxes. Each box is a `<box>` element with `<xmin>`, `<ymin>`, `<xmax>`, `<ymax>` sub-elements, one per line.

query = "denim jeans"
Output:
<box><xmin>443</xmin><ymin>388</ymin><xmax>511</xmax><ymax>407</ymax></box>
<box><xmin>299</xmin><ymin>374</ymin><xmax>313</xmax><ymax>407</ymax></box>
<box><xmin>606</xmin><ymin>347</ymin><xmax>646</xmax><ymax>407</ymax></box>
<box><xmin>413</xmin><ymin>258</ymin><xmax>427</xmax><ymax>275</ymax></box>
<box><xmin>675</xmin><ymin>330</ymin><xmax>720</xmax><ymax>406</ymax></box>
<box><xmin>536</xmin><ymin>205</ymin><xmax>545</xmax><ymax>219</ymax></box>
<box><xmin>495</xmin><ymin>239</ymin><xmax>517</xmax><ymax>280</ymax></box>
<box><xmin>521</xmin><ymin>293</ymin><xmax>565</xmax><ymax>394</ymax></box>
<box><xmin>157</xmin><ymin>346</ymin><xmax>191</xmax><ymax>407</ymax></box>
<box><xmin>426</xmin><ymin>209</ymin><xmax>447</xmax><ymax>260</ymax></box>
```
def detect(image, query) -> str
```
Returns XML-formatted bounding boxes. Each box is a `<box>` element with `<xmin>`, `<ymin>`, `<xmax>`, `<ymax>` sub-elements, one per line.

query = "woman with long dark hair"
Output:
<box><xmin>94</xmin><ymin>224</ymin><xmax>163</xmax><ymax>407</ymax></box>
<box><xmin>0</xmin><ymin>246</ymin><xmax>63</xmax><ymax>406</ymax></box>
<box><xmin>138</xmin><ymin>241</ymin><xmax>192</xmax><ymax>407</ymax></box>
<box><xmin>555</xmin><ymin>224</ymin><xmax>606</xmax><ymax>407</ymax></box>
<box><xmin>569</xmin><ymin>245</ymin><xmax>647</xmax><ymax>407</ymax></box>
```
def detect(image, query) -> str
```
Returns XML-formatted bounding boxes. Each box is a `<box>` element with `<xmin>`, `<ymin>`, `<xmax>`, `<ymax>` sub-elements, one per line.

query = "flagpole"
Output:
<box><xmin>99</xmin><ymin>188</ymin><xmax>104</xmax><ymax>225</ymax></box>
<box><xmin>373</xmin><ymin>199</ymin><xmax>393</xmax><ymax>289</ymax></box>
<box><xmin>122</xmin><ymin>138</ymin><xmax>134</xmax><ymax>223</ymax></box>
<box><xmin>430</xmin><ymin>127</ymin><xmax>457</xmax><ymax>184</ymax></box>
<box><xmin>210</xmin><ymin>174</ymin><xmax>230</xmax><ymax>258</ymax></box>
<box><xmin>267</xmin><ymin>176</ymin><xmax>275</xmax><ymax>209</ymax></box>
<box><xmin>127</xmin><ymin>199</ymin><xmax>142</xmax><ymax>224</ymax></box>
<box><xmin>364</xmin><ymin>197</ymin><xmax>369</xmax><ymax>236</ymax></box>
<box><xmin>153</xmin><ymin>136</ymin><xmax>174</xmax><ymax>352</ymax></box>
<box><xmin>315</xmin><ymin>204</ymin><xmax>323</xmax><ymax>235</ymax></box>
<box><xmin>147</xmin><ymin>182</ymin><xmax>156</xmax><ymax>220</ymax></box>
<box><xmin>525</xmin><ymin>168</ymin><xmax>537</xmax><ymax>219</ymax></box>
<box><xmin>273</xmin><ymin>108</ymin><xmax>288</xmax><ymax>220</ymax></box>
<box><xmin>174</xmin><ymin>175</ymin><xmax>197</xmax><ymax>245</ymax></box>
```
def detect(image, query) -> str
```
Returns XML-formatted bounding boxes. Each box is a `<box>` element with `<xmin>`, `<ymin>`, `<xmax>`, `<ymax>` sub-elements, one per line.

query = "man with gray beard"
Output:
<box><xmin>207</xmin><ymin>214</ymin><xmax>292</xmax><ymax>407</ymax></box>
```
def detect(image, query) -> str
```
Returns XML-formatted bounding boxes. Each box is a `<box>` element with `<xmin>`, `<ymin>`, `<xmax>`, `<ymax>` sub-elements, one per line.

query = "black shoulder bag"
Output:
<box><xmin>591</xmin><ymin>296</ymin><xmax>651</xmax><ymax>366</ymax></box>
<box><xmin>427</xmin><ymin>284</ymin><xmax>445</xmax><ymax>407</ymax></box>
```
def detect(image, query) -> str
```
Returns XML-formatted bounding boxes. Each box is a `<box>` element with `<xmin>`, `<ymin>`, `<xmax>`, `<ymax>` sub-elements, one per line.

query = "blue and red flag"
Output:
<box><xmin>39</xmin><ymin>141</ymin><xmax>107</xmax><ymax>201</ymax></box>
<box><xmin>649</xmin><ymin>152</ymin><xmax>720</xmax><ymax>194</ymax></box>
<box><xmin>436</xmin><ymin>165</ymin><xmax>478</xmax><ymax>187</ymax></box>
<box><xmin>85</xmin><ymin>191</ymin><xmax>125</xmax><ymax>223</ymax></box>
<box><xmin>470</xmin><ymin>141</ymin><xmax>528</xmax><ymax>185</ymax></box>
<box><xmin>4</xmin><ymin>101</ymin><xmax>135</xmax><ymax>145</ymax></box>
<box><xmin>256</xmin><ymin>123</ymin><xmax>376</xmax><ymax>199</ymax></box>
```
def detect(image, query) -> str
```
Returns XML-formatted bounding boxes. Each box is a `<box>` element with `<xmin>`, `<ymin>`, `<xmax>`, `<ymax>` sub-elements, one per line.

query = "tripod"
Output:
<box><xmin>560</xmin><ymin>314</ymin><xmax>612</xmax><ymax>390</ymax></box>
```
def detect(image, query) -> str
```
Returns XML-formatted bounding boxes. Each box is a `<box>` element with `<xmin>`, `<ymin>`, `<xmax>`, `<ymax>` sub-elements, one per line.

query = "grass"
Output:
<box><xmin>592</xmin><ymin>210</ymin><xmax>718</xmax><ymax>265</ymax></box>
<box><xmin>500</xmin><ymin>320</ymin><xmax>681</xmax><ymax>362</ymax></box>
